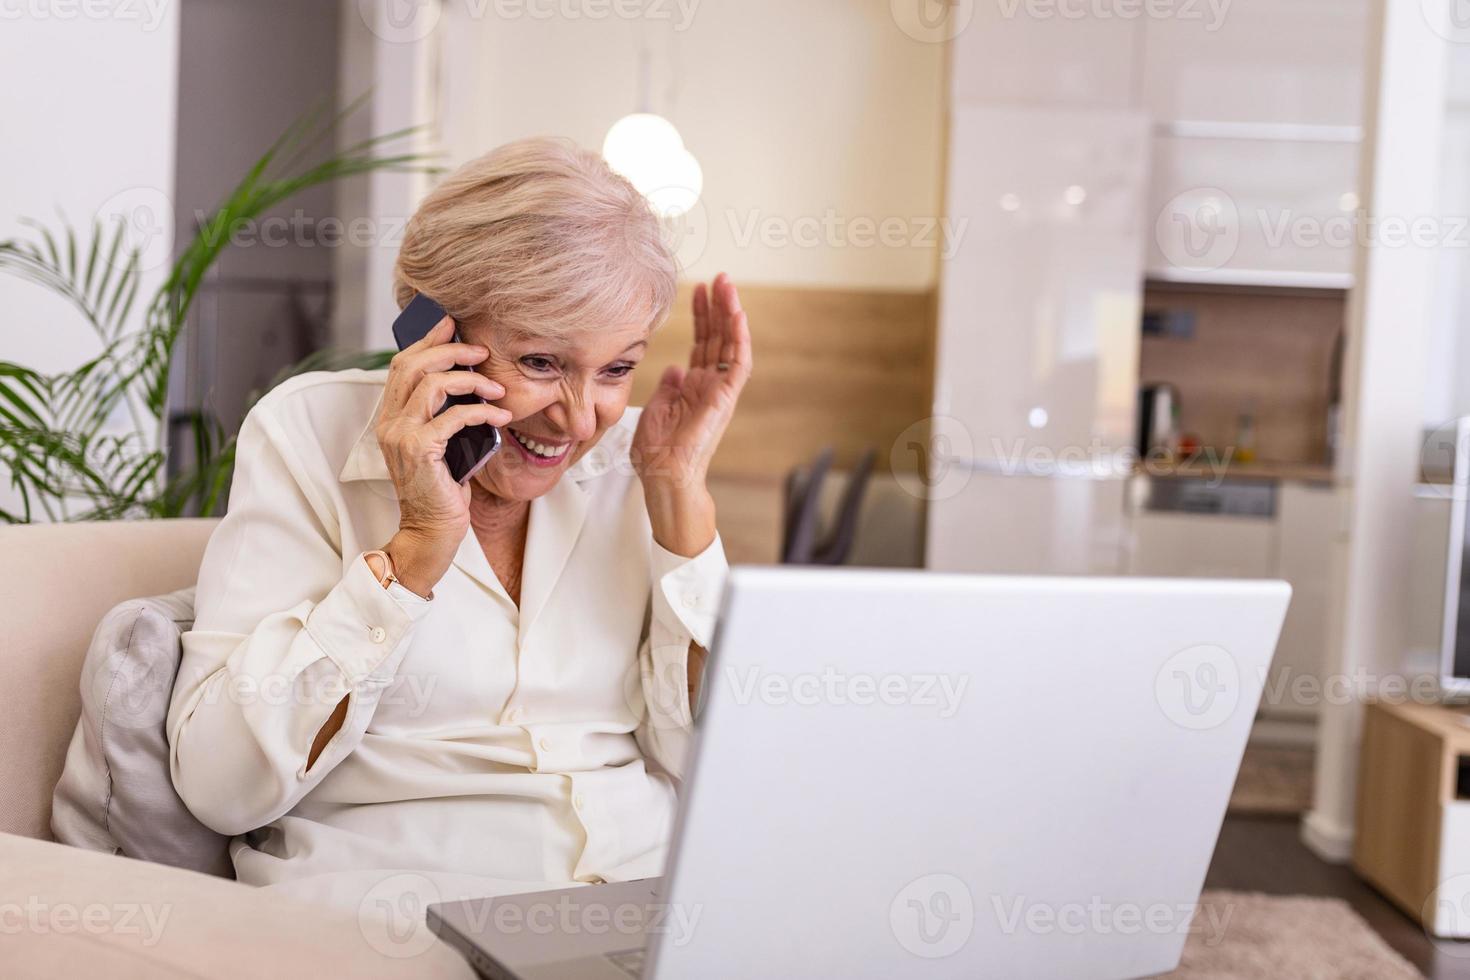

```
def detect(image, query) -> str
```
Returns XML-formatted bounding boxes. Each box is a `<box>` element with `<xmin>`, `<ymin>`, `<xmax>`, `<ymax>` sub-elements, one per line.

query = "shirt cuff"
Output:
<box><xmin>651</xmin><ymin>532</ymin><xmax>728</xmax><ymax>649</ymax></box>
<box><xmin>303</xmin><ymin>551</ymin><xmax>433</xmax><ymax>682</ymax></box>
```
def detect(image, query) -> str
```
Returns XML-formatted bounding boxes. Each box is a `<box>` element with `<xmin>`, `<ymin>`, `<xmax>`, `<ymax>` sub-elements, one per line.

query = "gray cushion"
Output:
<box><xmin>51</xmin><ymin>587</ymin><xmax>233</xmax><ymax>876</ymax></box>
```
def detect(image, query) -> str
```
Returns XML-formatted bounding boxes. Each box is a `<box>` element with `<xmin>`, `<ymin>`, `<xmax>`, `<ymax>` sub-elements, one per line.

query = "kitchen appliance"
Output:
<box><xmin>1439</xmin><ymin>416</ymin><xmax>1470</xmax><ymax>698</ymax></box>
<box><xmin>926</xmin><ymin>105</ymin><xmax>1150</xmax><ymax>576</ymax></box>
<box><xmin>1137</xmin><ymin>383</ymin><xmax>1179</xmax><ymax>459</ymax></box>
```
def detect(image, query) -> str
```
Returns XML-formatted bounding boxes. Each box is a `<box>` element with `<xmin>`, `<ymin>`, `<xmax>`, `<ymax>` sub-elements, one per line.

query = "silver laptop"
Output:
<box><xmin>429</xmin><ymin>567</ymin><xmax>1290</xmax><ymax>979</ymax></box>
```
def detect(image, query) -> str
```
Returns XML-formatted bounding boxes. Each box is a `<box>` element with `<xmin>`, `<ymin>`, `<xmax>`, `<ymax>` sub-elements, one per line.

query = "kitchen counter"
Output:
<box><xmin>1136</xmin><ymin>459</ymin><xmax>1338</xmax><ymax>485</ymax></box>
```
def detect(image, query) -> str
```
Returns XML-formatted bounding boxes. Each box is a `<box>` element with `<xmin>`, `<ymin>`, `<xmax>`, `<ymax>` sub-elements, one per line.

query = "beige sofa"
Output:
<box><xmin>0</xmin><ymin>519</ymin><xmax>473</xmax><ymax>979</ymax></box>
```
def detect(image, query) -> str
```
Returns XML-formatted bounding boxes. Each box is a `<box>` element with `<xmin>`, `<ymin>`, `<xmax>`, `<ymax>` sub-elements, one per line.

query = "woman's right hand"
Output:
<box><xmin>375</xmin><ymin>315</ymin><xmax>511</xmax><ymax>596</ymax></box>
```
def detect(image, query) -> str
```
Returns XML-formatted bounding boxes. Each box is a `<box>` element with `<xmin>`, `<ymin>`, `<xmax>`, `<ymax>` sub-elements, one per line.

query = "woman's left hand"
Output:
<box><xmin>633</xmin><ymin>272</ymin><xmax>753</xmax><ymax>557</ymax></box>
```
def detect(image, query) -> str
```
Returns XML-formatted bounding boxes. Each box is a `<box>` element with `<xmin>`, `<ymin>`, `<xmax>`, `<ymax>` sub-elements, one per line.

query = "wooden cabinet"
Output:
<box><xmin>1355</xmin><ymin>700</ymin><xmax>1470</xmax><ymax>937</ymax></box>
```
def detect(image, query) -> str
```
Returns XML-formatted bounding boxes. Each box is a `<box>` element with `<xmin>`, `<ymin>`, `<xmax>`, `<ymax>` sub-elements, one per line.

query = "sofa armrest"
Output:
<box><xmin>0</xmin><ymin>834</ymin><xmax>474</xmax><ymax>980</ymax></box>
<box><xmin>0</xmin><ymin>518</ymin><xmax>219</xmax><ymax>840</ymax></box>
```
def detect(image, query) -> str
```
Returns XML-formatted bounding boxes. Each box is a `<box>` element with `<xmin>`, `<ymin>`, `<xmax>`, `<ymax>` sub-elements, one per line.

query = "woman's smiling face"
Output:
<box><xmin>461</xmin><ymin>319</ymin><xmax>652</xmax><ymax>502</ymax></box>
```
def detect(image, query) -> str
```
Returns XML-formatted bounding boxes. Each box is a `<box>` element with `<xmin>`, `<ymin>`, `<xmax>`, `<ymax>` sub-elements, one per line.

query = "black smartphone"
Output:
<box><xmin>390</xmin><ymin>293</ymin><xmax>502</xmax><ymax>484</ymax></box>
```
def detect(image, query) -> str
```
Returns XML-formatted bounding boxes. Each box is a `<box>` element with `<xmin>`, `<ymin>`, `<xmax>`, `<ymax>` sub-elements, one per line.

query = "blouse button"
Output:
<box><xmin>539</xmin><ymin>738</ymin><xmax>553</xmax><ymax>751</ymax></box>
<box><xmin>369</xmin><ymin>626</ymin><xmax>387</xmax><ymax>643</ymax></box>
<box><xmin>504</xmin><ymin>707</ymin><xmax>523</xmax><ymax>724</ymax></box>
<box><xmin>682</xmin><ymin>593</ymin><xmax>700</xmax><ymax>610</ymax></box>
<box><xmin>573</xmin><ymin>793</ymin><xmax>586</xmax><ymax>810</ymax></box>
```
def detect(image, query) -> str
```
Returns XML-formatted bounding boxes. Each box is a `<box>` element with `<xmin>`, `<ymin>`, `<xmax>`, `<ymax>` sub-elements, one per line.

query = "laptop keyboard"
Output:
<box><xmin>605</xmin><ymin>948</ymin><xmax>646</xmax><ymax>977</ymax></box>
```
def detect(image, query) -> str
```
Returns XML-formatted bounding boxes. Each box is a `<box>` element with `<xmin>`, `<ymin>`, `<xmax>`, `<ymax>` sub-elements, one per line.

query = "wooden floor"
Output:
<box><xmin>1207</xmin><ymin>815</ymin><xmax>1470</xmax><ymax>979</ymax></box>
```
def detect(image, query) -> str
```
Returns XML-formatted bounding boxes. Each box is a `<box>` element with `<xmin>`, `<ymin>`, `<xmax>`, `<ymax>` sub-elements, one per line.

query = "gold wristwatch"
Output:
<box><xmin>363</xmin><ymin>549</ymin><xmax>432</xmax><ymax>601</ymax></box>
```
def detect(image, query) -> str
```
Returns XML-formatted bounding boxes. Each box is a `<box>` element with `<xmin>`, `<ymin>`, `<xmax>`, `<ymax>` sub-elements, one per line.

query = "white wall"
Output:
<box><xmin>0</xmin><ymin>8</ymin><xmax>180</xmax><ymax>372</ymax></box>
<box><xmin>1305</xmin><ymin>0</ymin><xmax>1450</xmax><ymax>863</ymax></box>
<box><xmin>0</xmin><ymin>6</ymin><xmax>180</xmax><ymax>516</ymax></box>
<box><xmin>434</xmin><ymin>0</ymin><xmax>946</xmax><ymax>291</ymax></box>
<box><xmin>334</xmin><ymin>0</ymin><xmax>440</xmax><ymax>351</ymax></box>
<box><xmin>1422</xmin><ymin>43</ymin><xmax>1470</xmax><ymax>427</ymax></box>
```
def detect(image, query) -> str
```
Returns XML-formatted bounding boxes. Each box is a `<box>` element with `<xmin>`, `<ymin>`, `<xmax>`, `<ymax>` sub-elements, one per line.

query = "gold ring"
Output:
<box><xmin>716</xmin><ymin>362</ymin><xmax>731</xmax><ymax>372</ymax></box>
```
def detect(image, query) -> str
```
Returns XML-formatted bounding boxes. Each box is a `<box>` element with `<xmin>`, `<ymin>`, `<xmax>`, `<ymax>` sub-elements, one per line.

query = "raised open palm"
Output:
<box><xmin>633</xmin><ymin>273</ymin><xmax>752</xmax><ymax>490</ymax></box>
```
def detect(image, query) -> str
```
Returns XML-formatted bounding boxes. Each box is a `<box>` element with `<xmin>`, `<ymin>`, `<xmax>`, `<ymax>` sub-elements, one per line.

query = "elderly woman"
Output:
<box><xmin>166</xmin><ymin>138</ymin><xmax>750</xmax><ymax>909</ymax></box>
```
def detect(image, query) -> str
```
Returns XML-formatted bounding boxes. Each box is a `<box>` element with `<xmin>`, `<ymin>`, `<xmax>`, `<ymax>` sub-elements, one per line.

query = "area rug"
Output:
<box><xmin>1165</xmin><ymin>891</ymin><xmax>1422</xmax><ymax>979</ymax></box>
<box><xmin>1227</xmin><ymin>745</ymin><xmax>1315</xmax><ymax>816</ymax></box>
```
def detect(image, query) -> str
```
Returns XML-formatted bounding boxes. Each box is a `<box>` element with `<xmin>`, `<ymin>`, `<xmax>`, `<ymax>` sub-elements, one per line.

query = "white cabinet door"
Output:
<box><xmin>1147</xmin><ymin>135</ymin><xmax>1360</xmax><ymax>287</ymax></box>
<box><xmin>1125</xmin><ymin>511</ymin><xmax>1278</xmax><ymax>579</ymax></box>
<box><xmin>1138</xmin><ymin>0</ymin><xmax>1368</xmax><ymax>288</ymax></box>
<box><xmin>926</xmin><ymin>473</ymin><xmax>1130</xmax><ymax>576</ymax></box>
<box><xmin>1140</xmin><ymin>0</ymin><xmax>1369</xmax><ymax>128</ymax></box>
<box><xmin>1269</xmin><ymin>483</ymin><xmax>1344</xmax><ymax>720</ymax></box>
<box><xmin>935</xmin><ymin>105</ymin><xmax>1149</xmax><ymax>459</ymax></box>
<box><xmin>950</xmin><ymin>2</ymin><xmax>1139</xmax><ymax>109</ymax></box>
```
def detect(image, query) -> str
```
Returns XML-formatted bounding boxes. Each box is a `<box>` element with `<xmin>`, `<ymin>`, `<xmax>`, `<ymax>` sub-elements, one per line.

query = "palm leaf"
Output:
<box><xmin>0</xmin><ymin>95</ymin><xmax>430</xmax><ymax>522</ymax></box>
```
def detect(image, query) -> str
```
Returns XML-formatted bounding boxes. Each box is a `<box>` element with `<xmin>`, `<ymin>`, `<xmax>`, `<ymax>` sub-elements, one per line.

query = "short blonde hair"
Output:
<box><xmin>393</xmin><ymin>137</ymin><xmax>677</xmax><ymax>339</ymax></box>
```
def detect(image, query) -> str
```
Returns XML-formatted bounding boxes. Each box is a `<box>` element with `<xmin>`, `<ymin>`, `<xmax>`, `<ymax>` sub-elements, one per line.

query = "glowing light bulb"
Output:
<box><xmin>603</xmin><ymin>113</ymin><xmax>703</xmax><ymax>217</ymax></box>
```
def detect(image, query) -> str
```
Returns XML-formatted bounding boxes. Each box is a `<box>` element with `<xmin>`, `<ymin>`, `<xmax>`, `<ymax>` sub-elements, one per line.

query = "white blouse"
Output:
<box><xmin>166</xmin><ymin>368</ymin><xmax>726</xmax><ymax>909</ymax></box>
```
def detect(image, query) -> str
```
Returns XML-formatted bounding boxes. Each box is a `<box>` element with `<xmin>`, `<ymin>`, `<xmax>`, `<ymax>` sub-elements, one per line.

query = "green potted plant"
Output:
<box><xmin>0</xmin><ymin>103</ymin><xmax>426</xmax><ymax>522</ymax></box>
